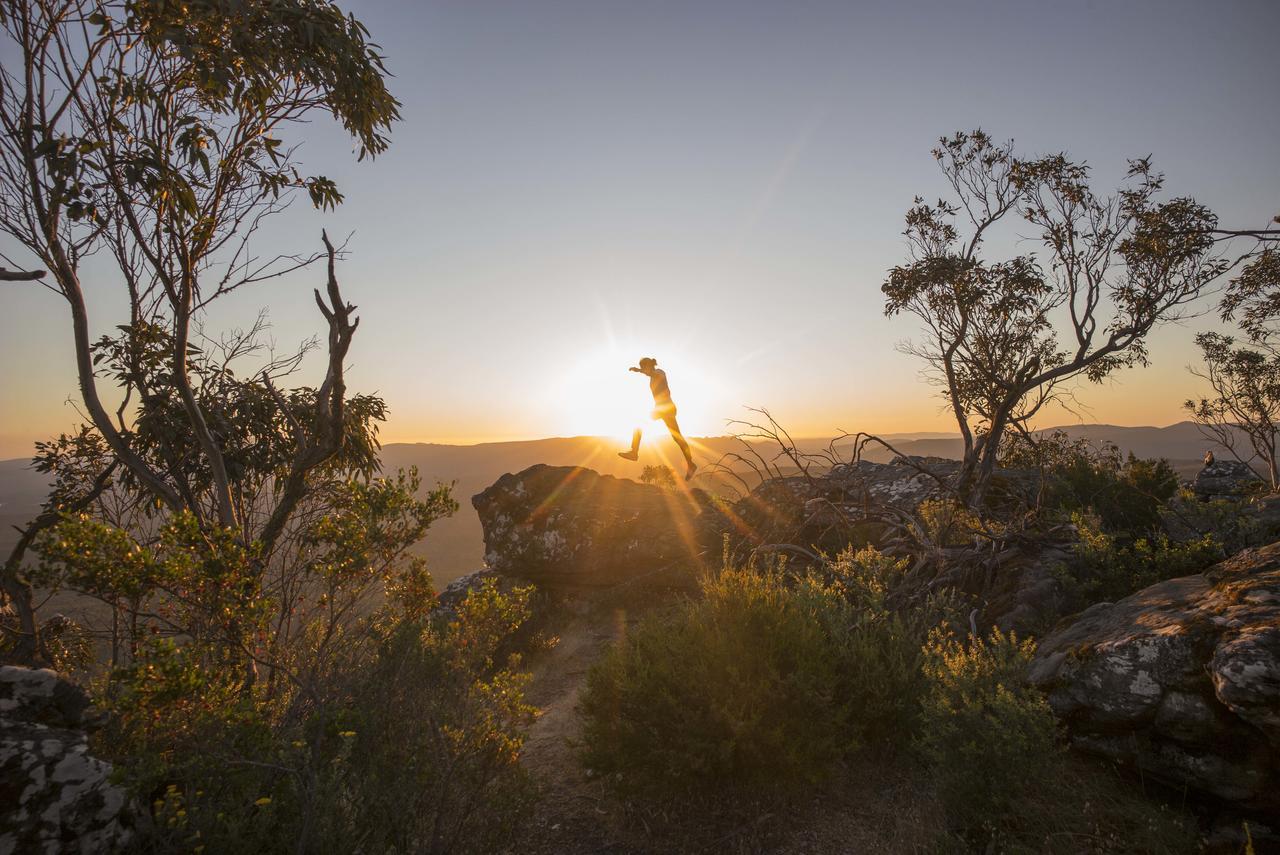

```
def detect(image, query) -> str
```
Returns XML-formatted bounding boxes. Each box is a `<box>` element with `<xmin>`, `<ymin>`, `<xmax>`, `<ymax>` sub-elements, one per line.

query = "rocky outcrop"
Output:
<box><xmin>984</xmin><ymin>546</ymin><xmax>1073</xmax><ymax>637</ymax></box>
<box><xmin>800</xmin><ymin>456</ymin><xmax>1036</xmax><ymax>511</ymax></box>
<box><xmin>748</xmin><ymin>457</ymin><xmax>970</xmax><ymax>530</ymax></box>
<box><xmin>0</xmin><ymin>667</ymin><xmax>136</xmax><ymax>854</ymax></box>
<box><xmin>812</xmin><ymin>457</ymin><xmax>965</xmax><ymax>509</ymax></box>
<box><xmin>734</xmin><ymin>456</ymin><xmax>1038</xmax><ymax>554</ymax></box>
<box><xmin>1194</xmin><ymin>460</ymin><xmax>1264</xmax><ymax>501</ymax></box>
<box><xmin>1027</xmin><ymin>542</ymin><xmax>1280</xmax><ymax>814</ymax></box>
<box><xmin>437</xmin><ymin>569</ymin><xmax>503</xmax><ymax>612</ymax></box>
<box><xmin>472</xmin><ymin>459</ymin><xmax>1044</xmax><ymax>595</ymax></box>
<box><xmin>472</xmin><ymin>465</ymin><xmax>713</xmax><ymax>589</ymax></box>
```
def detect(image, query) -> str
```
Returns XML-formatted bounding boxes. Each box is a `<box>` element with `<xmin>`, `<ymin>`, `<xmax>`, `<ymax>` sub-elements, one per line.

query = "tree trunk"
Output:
<box><xmin>0</xmin><ymin>566</ymin><xmax>39</xmax><ymax>665</ymax></box>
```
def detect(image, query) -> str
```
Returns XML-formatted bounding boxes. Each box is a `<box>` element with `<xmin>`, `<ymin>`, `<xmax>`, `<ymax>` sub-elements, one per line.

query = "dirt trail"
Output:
<box><xmin>518</xmin><ymin>602</ymin><xmax>635</xmax><ymax>854</ymax></box>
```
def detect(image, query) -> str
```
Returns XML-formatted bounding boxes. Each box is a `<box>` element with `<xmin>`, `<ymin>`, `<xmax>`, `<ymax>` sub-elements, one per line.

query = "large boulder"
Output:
<box><xmin>0</xmin><ymin>667</ymin><xmax>137</xmax><ymax>854</ymax></box>
<box><xmin>729</xmin><ymin>457</ymin><xmax>954</xmax><ymax>557</ymax></box>
<box><xmin>472</xmin><ymin>465</ymin><xmax>713</xmax><ymax>589</ymax></box>
<box><xmin>1027</xmin><ymin>542</ymin><xmax>1280</xmax><ymax>814</ymax></box>
<box><xmin>1194</xmin><ymin>460</ymin><xmax>1264</xmax><ymax>501</ymax></box>
<box><xmin>738</xmin><ymin>457</ymin><xmax>1037</xmax><ymax>549</ymax></box>
<box><xmin>819</xmin><ymin>457</ymin><xmax>966</xmax><ymax>508</ymax></box>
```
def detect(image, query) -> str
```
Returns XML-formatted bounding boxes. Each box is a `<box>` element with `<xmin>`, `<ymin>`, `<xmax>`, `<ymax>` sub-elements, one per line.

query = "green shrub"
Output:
<box><xmin>916</xmin><ymin>628</ymin><xmax>1060</xmax><ymax>837</ymax></box>
<box><xmin>1003</xmin><ymin>432</ymin><xmax>1178</xmax><ymax>537</ymax></box>
<box><xmin>1162</xmin><ymin>490</ymin><xmax>1268</xmax><ymax>555</ymax></box>
<box><xmin>1059</xmin><ymin>512</ymin><xmax>1224</xmax><ymax>606</ymax></box>
<box><xmin>42</xmin><ymin>469</ymin><xmax>536</xmax><ymax>854</ymax></box>
<box><xmin>915</xmin><ymin>498</ymin><xmax>994</xmax><ymax>547</ymax></box>
<box><xmin>579</xmin><ymin>548</ymin><xmax>945</xmax><ymax>796</ymax></box>
<box><xmin>821</xmin><ymin>547</ymin><xmax>953</xmax><ymax>744</ymax></box>
<box><xmin>322</xmin><ymin>580</ymin><xmax>537</xmax><ymax>854</ymax></box>
<box><xmin>99</xmin><ymin>580</ymin><xmax>535</xmax><ymax>855</ymax></box>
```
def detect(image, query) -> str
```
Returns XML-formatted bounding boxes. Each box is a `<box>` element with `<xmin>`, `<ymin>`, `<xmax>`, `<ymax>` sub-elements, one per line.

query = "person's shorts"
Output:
<box><xmin>650</xmin><ymin>405</ymin><xmax>677</xmax><ymax>424</ymax></box>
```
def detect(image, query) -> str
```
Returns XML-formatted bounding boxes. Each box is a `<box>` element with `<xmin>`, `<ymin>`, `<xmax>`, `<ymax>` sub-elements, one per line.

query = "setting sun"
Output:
<box><xmin>556</xmin><ymin>348</ymin><xmax>723</xmax><ymax>443</ymax></box>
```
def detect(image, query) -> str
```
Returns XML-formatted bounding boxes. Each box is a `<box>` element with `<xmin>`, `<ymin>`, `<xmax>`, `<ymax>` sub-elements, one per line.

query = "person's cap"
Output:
<box><xmin>638</xmin><ymin>357</ymin><xmax>657</xmax><ymax>368</ymax></box>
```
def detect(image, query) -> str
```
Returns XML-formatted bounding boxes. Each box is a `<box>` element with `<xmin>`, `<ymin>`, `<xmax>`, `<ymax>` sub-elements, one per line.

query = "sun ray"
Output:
<box><xmin>527</xmin><ymin>466</ymin><xmax>589</xmax><ymax>524</ymax></box>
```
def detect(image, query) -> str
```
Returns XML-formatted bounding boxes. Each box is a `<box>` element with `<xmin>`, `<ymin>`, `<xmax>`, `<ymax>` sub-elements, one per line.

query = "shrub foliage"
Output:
<box><xmin>916</xmin><ymin>629</ymin><xmax>1059</xmax><ymax>828</ymax></box>
<box><xmin>579</xmin><ymin>548</ymin><xmax>946</xmax><ymax>795</ymax></box>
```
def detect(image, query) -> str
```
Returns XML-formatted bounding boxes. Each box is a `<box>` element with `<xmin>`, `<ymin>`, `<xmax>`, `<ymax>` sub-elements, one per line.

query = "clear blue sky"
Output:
<box><xmin>2</xmin><ymin>0</ymin><xmax>1278</xmax><ymax>457</ymax></box>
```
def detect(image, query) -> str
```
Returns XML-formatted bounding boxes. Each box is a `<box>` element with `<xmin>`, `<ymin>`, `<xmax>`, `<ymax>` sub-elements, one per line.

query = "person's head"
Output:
<box><xmin>638</xmin><ymin>356</ymin><xmax>657</xmax><ymax>375</ymax></box>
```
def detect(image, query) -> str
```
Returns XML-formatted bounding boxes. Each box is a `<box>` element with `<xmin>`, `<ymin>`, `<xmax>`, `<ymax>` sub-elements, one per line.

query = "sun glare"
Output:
<box><xmin>557</xmin><ymin>349</ymin><xmax>722</xmax><ymax>443</ymax></box>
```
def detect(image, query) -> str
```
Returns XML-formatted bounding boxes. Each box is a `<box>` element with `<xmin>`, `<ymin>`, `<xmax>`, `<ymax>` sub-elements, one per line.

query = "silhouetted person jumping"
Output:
<box><xmin>618</xmin><ymin>357</ymin><xmax>697</xmax><ymax>479</ymax></box>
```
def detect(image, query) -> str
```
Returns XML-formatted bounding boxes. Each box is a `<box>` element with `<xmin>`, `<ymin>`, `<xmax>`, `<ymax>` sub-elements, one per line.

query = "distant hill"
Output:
<box><xmin>855</xmin><ymin>422</ymin><xmax>1221</xmax><ymax>473</ymax></box>
<box><xmin>0</xmin><ymin>423</ymin><xmax>1230</xmax><ymax>585</ymax></box>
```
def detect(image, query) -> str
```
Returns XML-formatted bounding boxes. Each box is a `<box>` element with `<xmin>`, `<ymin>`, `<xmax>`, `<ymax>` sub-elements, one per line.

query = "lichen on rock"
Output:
<box><xmin>0</xmin><ymin>666</ymin><xmax>137</xmax><ymax>854</ymax></box>
<box><xmin>1028</xmin><ymin>542</ymin><xmax>1280</xmax><ymax>813</ymax></box>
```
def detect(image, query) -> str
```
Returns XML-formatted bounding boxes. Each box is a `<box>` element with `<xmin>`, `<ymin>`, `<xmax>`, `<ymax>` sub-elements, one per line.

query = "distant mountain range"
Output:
<box><xmin>853</xmin><ymin>421</ymin><xmax>1222</xmax><ymax>470</ymax></box>
<box><xmin>0</xmin><ymin>422</ymin><xmax>1225</xmax><ymax>585</ymax></box>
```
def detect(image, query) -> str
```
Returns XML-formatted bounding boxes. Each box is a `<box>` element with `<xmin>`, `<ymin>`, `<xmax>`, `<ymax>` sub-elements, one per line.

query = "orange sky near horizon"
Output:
<box><xmin>0</xmin><ymin>273</ymin><xmax>1247</xmax><ymax>461</ymax></box>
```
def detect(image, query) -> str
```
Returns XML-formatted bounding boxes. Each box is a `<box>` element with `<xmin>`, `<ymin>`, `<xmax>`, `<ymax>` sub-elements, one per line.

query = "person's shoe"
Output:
<box><xmin>685</xmin><ymin>462</ymin><xmax>698</xmax><ymax>479</ymax></box>
<box><xmin>618</xmin><ymin>450</ymin><xmax>639</xmax><ymax>461</ymax></box>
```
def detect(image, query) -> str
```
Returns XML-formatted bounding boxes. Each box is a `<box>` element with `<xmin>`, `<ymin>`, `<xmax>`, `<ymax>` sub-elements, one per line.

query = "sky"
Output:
<box><xmin>2</xmin><ymin>0</ymin><xmax>1279</xmax><ymax>458</ymax></box>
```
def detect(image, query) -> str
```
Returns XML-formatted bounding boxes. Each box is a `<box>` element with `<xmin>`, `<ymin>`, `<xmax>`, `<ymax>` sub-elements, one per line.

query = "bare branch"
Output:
<box><xmin>0</xmin><ymin>266</ymin><xmax>45</xmax><ymax>280</ymax></box>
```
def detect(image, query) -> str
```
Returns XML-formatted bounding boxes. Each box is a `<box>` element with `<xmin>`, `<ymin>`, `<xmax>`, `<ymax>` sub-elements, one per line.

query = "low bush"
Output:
<box><xmin>1163</xmin><ymin>490</ymin><xmax>1269</xmax><ymax>555</ymax></box>
<box><xmin>914</xmin><ymin>627</ymin><xmax>1199</xmax><ymax>851</ymax></box>
<box><xmin>916</xmin><ymin>628</ymin><xmax>1060</xmax><ymax>837</ymax></box>
<box><xmin>1058</xmin><ymin>511</ymin><xmax>1224</xmax><ymax>606</ymax></box>
<box><xmin>915</xmin><ymin>498</ymin><xmax>994</xmax><ymax>547</ymax></box>
<box><xmin>579</xmin><ymin>548</ymin><xmax>946</xmax><ymax>796</ymax></box>
<box><xmin>101</xmin><ymin>579</ymin><xmax>535</xmax><ymax>855</ymax></box>
<box><xmin>1003</xmin><ymin>431</ymin><xmax>1179</xmax><ymax>537</ymax></box>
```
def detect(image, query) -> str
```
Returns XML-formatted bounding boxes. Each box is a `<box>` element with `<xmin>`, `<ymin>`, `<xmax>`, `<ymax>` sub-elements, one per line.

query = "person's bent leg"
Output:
<box><xmin>663</xmin><ymin>415</ymin><xmax>696</xmax><ymax>477</ymax></box>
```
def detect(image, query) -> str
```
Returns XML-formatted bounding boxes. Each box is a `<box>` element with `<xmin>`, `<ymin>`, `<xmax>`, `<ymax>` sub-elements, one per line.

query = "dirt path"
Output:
<box><xmin>518</xmin><ymin>602</ymin><xmax>636</xmax><ymax>854</ymax></box>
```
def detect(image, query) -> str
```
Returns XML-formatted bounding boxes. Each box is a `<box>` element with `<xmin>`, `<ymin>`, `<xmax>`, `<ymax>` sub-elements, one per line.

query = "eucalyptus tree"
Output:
<box><xmin>1185</xmin><ymin>234</ymin><xmax>1280</xmax><ymax>490</ymax></box>
<box><xmin>883</xmin><ymin>130</ymin><xmax>1225</xmax><ymax>505</ymax></box>
<box><xmin>1220</xmin><ymin>245</ymin><xmax>1280</xmax><ymax>346</ymax></box>
<box><xmin>1186</xmin><ymin>332</ymin><xmax>1280</xmax><ymax>489</ymax></box>
<box><xmin>0</xmin><ymin>0</ymin><xmax>400</xmax><ymax>662</ymax></box>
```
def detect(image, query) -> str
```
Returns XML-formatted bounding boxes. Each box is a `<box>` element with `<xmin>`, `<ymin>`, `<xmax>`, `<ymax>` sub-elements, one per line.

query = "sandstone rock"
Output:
<box><xmin>472</xmin><ymin>465</ymin><xmax>711</xmax><ymax>589</ymax></box>
<box><xmin>437</xmin><ymin>568</ymin><xmax>503</xmax><ymax>612</ymax></box>
<box><xmin>824</xmin><ymin>457</ymin><xmax>963</xmax><ymax>509</ymax></box>
<box><xmin>1194</xmin><ymin>460</ymin><xmax>1264</xmax><ymax>501</ymax></box>
<box><xmin>0</xmin><ymin>666</ymin><xmax>95</xmax><ymax>729</ymax></box>
<box><xmin>987</xmin><ymin>548</ymin><xmax>1072</xmax><ymax>637</ymax></box>
<box><xmin>736</xmin><ymin>457</ymin><xmax>1038</xmax><ymax>552</ymax></box>
<box><xmin>0</xmin><ymin>667</ymin><xmax>136</xmax><ymax>854</ymax></box>
<box><xmin>734</xmin><ymin>458</ymin><xmax>952</xmax><ymax>555</ymax></box>
<box><xmin>1028</xmin><ymin>542</ymin><xmax>1280</xmax><ymax>812</ymax></box>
